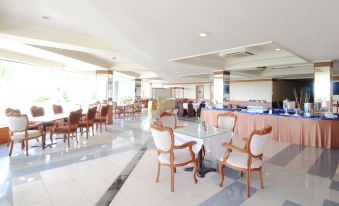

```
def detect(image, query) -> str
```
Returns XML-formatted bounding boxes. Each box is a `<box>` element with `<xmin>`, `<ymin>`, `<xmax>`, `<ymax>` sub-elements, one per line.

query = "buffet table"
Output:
<box><xmin>200</xmin><ymin>108</ymin><xmax>339</xmax><ymax>149</ymax></box>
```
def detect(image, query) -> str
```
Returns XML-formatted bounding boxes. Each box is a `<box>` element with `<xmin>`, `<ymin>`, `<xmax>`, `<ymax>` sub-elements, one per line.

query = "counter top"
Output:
<box><xmin>203</xmin><ymin>107</ymin><xmax>339</xmax><ymax>121</ymax></box>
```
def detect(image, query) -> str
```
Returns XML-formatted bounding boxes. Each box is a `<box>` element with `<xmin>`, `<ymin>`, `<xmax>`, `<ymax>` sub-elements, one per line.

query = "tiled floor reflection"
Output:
<box><xmin>1</xmin><ymin>111</ymin><xmax>339</xmax><ymax>206</ymax></box>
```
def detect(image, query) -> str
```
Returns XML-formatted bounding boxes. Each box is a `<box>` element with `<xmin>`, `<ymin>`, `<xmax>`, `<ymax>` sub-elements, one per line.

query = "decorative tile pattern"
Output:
<box><xmin>282</xmin><ymin>200</ymin><xmax>302</xmax><ymax>206</ymax></box>
<box><xmin>266</xmin><ymin>144</ymin><xmax>305</xmax><ymax>167</ymax></box>
<box><xmin>330</xmin><ymin>181</ymin><xmax>339</xmax><ymax>191</ymax></box>
<box><xmin>199</xmin><ymin>182</ymin><xmax>257</xmax><ymax>206</ymax></box>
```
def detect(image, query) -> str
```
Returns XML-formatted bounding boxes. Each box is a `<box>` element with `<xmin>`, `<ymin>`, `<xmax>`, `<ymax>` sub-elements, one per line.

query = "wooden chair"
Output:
<box><xmin>126</xmin><ymin>104</ymin><xmax>136</xmax><ymax>118</ymax></box>
<box><xmin>216</xmin><ymin>113</ymin><xmax>237</xmax><ymax>131</ymax></box>
<box><xmin>94</xmin><ymin>105</ymin><xmax>109</xmax><ymax>133</ymax></box>
<box><xmin>187</xmin><ymin>103</ymin><xmax>196</xmax><ymax>117</ymax></box>
<box><xmin>196</xmin><ymin>102</ymin><xmax>206</xmax><ymax>117</ymax></box>
<box><xmin>52</xmin><ymin>104</ymin><xmax>63</xmax><ymax>114</ymax></box>
<box><xmin>219</xmin><ymin>126</ymin><xmax>272</xmax><ymax>197</ymax></box>
<box><xmin>150</xmin><ymin>122</ymin><xmax>198</xmax><ymax>192</ymax></box>
<box><xmin>7</xmin><ymin>114</ymin><xmax>44</xmax><ymax>156</ymax></box>
<box><xmin>78</xmin><ymin>106</ymin><xmax>97</xmax><ymax>139</ymax></box>
<box><xmin>159</xmin><ymin>112</ymin><xmax>180</xmax><ymax>129</ymax></box>
<box><xmin>50</xmin><ymin>109</ymin><xmax>82</xmax><ymax>147</ymax></box>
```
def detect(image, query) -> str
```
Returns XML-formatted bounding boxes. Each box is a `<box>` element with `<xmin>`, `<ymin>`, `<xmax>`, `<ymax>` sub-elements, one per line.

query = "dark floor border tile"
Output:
<box><xmin>95</xmin><ymin>141</ymin><xmax>148</xmax><ymax>206</ymax></box>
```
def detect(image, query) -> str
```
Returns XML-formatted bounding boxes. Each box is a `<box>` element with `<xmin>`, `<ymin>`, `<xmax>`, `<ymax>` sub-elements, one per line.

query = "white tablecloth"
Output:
<box><xmin>173</xmin><ymin>125</ymin><xmax>233</xmax><ymax>159</ymax></box>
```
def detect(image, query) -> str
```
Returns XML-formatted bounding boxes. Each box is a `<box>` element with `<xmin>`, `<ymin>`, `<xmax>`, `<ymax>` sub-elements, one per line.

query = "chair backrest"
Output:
<box><xmin>249</xmin><ymin>126</ymin><xmax>272</xmax><ymax>157</ymax></box>
<box><xmin>150</xmin><ymin>122</ymin><xmax>174</xmax><ymax>152</ymax></box>
<box><xmin>7</xmin><ymin>114</ymin><xmax>28</xmax><ymax>132</ymax></box>
<box><xmin>187</xmin><ymin>103</ymin><xmax>195</xmax><ymax>117</ymax></box>
<box><xmin>69</xmin><ymin>109</ymin><xmax>82</xmax><ymax>126</ymax></box>
<box><xmin>53</xmin><ymin>104</ymin><xmax>63</xmax><ymax>114</ymax></box>
<box><xmin>31</xmin><ymin>106</ymin><xmax>45</xmax><ymax>117</ymax></box>
<box><xmin>217</xmin><ymin>113</ymin><xmax>237</xmax><ymax>131</ymax></box>
<box><xmin>160</xmin><ymin>112</ymin><xmax>177</xmax><ymax>129</ymax></box>
<box><xmin>87</xmin><ymin>106</ymin><xmax>97</xmax><ymax>122</ymax></box>
<box><xmin>5</xmin><ymin>108</ymin><xmax>21</xmax><ymax>116</ymax></box>
<box><xmin>100</xmin><ymin>105</ymin><xmax>109</xmax><ymax>117</ymax></box>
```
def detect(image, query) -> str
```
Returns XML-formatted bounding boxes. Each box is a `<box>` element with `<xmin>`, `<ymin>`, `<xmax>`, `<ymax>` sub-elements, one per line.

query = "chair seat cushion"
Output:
<box><xmin>54</xmin><ymin>126</ymin><xmax>76</xmax><ymax>133</ymax></box>
<box><xmin>78</xmin><ymin>121</ymin><xmax>93</xmax><ymax>127</ymax></box>
<box><xmin>219</xmin><ymin>152</ymin><xmax>262</xmax><ymax>169</ymax></box>
<box><xmin>158</xmin><ymin>149</ymin><xmax>197</xmax><ymax>165</ymax></box>
<box><xmin>12</xmin><ymin>130</ymin><xmax>42</xmax><ymax>140</ymax></box>
<box><xmin>94</xmin><ymin>118</ymin><xmax>106</xmax><ymax>122</ymax></box>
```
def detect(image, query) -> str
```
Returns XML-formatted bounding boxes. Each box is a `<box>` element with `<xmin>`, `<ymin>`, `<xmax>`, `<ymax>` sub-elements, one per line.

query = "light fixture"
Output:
<box><xmin>41</xmin><ymin>16</ymin><xmax>51</xmax><ymax>20</ymax></box>
<box><xmin>199</xmin><ymin>32</ymin><xmax>209</xmax><ymax>37</ymax></box>
<box><xmin>275</xmin><ymin>48</ymin><xmax>281</xmax><ymax>51</ymax></box>
<box><xmin>175</xmin><ymin>72</ymin><xmax>179</xmax><ymax>74</ymax></box>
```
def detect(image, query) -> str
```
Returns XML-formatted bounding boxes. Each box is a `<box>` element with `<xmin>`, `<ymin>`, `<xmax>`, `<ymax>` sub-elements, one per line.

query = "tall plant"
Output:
<box><xmin>293</xmin><ymin>87</ymin><xmax>310</xmax><ymax>110</ymax></box>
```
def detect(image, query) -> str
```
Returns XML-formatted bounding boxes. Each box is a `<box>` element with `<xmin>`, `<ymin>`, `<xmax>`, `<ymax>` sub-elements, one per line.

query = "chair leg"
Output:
<box><xmin>100</xmin><ymin>123</ymin><xmax>102</xmax><ymax>133</ymax></box>
<box><xmin>193</xmin><ymin>159</ymin><xmax>198</xmax><ymax>184</ymax></box>
<box><xmin>156</xmin><ymin>162</ymin><xmax>161</xmax><ymax>182</ymax></box>
<box><xmin>105</xmin><ymin>123</ymin><xmax>107</xmax><ymax>131</ymax></box>
<box><xmin>259</xmin><ymin>168</ymin><xmax>264</xmax><ymax>189</ymax></box>
<box><xmin>92</xmin><ymin>126</ymin><xmax>95</xmax><ymax>136</ymax></box>
<box><xmin>170</xmin><ymin>165</ymin><xmax>175</xmax><ymax>192</ymax></box>
<box><xmin>25</xmin><ymin>139</ymin><xmax>29</xmax><ymax>156</ymax></box>
<box><xmin>174</xmin><ymin>167</ymin><xmax>176</xmax><ymax>173</ymax></box>
<box><xmin>21</xmin><ymin>141</ymin><xmax>25</xmax><ymax>150</ymax></box>
<box><xmin>246</xmin><ymin>169</ymin><xmax>251</xmax><ymax>197</ymax></box>
<box><xmin>80</xmin><ymin>128</ymin><xmax>83</xmax><ymax>136</ymax></box>
<box><xmin>50</xmin><ymin>132</ymin><xmax>53</xmax><ymax>144</ymax></box>
<box><xmin>239</xmin><ymin>171</ymin><xmax>243</xmax><ymax>178</ymax></box>
<box><xmin>9</xmin><ymin>141</ymin><xmax>14</xmax><ymax>156</ymax></box>
<box><xmin>86</xmin><ymin>128</ymin><xmax>89</xmax><ymax>139</ymax></box>
<box><xmin>219</xmin><ymin>162</ymin><xmax>225</xmax><ymax>187</ymax></box>
<box><xmin>75</xmin><ymin>132</ymin><xmax>78</xmax><ymax>144</ymax></box>
<box><xmin>42</xmin><ymin>134</ymin><xmax>45</xmax><ymax>150</ymax></box>
<box><xmin>67</xmin><ymin>133</ymin><xmax>70</xmax><ymax>147</ymax></box>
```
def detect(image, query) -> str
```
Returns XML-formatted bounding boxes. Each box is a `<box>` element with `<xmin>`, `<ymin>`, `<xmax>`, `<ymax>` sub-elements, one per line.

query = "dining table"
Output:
<box><xmin>174</xmin><ymin>123</ymin><xmax>233</xmax><ymax>177</ymax></box>
<box><xmin>30</xmin><ymin>113</ymin><xmax>69</xmax><ymax>149</ymax></box>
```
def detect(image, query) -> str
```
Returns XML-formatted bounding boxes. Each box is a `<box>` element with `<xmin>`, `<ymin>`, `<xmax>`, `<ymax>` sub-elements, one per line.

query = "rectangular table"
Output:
<box><xmin>174</xmin><ymin>124</ymin><xmax>232</xmax><ymax>177</ymax></box>
<box><xmin>30</xmin><ymin>113</ymin><xmax>68</xmax><ymax>148</ymax></box>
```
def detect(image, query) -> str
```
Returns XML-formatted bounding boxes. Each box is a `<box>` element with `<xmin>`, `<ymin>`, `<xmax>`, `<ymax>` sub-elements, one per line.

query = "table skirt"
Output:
<box><xmin>200</xmin><ymin>109</ymin><xmax>339</xmax><ymax>149</ymax></box>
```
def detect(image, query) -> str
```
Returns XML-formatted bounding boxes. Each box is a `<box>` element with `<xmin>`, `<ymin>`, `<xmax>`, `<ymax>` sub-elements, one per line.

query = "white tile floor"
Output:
<box><xmin>1</xmin><ymin>111</ymin><xmax>339</xmax><ymax>206</ymax></box>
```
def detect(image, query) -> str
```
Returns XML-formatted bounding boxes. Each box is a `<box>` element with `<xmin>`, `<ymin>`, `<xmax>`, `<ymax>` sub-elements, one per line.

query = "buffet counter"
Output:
<box><xmin>200</xmin><ymin>108</ymin><xmax>339</xmax><ymax>149</ymax></box>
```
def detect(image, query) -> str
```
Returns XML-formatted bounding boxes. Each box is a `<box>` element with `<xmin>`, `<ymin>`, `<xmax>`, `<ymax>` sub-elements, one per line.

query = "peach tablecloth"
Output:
<box><xmin>200</xmin><ymin>109</ymin><xmax>339</xmax><ymax>149</ymax></box>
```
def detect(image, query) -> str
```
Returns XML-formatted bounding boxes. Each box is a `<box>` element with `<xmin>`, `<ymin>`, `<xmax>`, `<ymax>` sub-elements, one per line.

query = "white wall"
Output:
<box><xmin>230</xmin><ymin>81</ymin><xmax>273</xmax><ymax>102</ymax></box>
<box><xmin>164</xmin><ymin>83</ymin><xmax>212</xmax><ymax>100</ymax></box>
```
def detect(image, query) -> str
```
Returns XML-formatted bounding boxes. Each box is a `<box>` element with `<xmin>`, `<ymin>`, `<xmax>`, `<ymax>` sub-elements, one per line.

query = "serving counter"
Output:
<box><xmin>200</xmin><ymin>108</ymin><xmax>339</xmax><ymax>149</ymax></box>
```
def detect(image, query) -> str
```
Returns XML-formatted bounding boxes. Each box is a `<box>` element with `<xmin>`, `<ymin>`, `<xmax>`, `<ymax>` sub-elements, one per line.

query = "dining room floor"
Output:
<box><xmin>0</xmin><ymin>110</ymin><xmax>339</xmax><ymax>206</ymax></box>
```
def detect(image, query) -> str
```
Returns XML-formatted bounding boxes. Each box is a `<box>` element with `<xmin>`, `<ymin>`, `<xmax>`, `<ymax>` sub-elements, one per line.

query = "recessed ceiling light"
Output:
<box><xmin>175</xmin><ymin>72</ymin><xmax>179</xmax><ymax>74</ymax></box>
<box><xmin>275</xmin><ymin>48</ymin><xmax>281</xmax><ymax>51</ymax></box>
<box><xmin>199</xmin><ymin>32</ymin><xmax>209</xmax><ymax>37</ymax></box>
<box><xmin>41</xmin><ymin>16</ymin><xmax>51</xmax><ymax>20</ymax></box>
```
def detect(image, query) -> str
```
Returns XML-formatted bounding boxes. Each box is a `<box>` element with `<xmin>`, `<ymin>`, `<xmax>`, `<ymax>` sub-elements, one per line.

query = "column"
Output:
<box><xmin>314</xmin><ymin>61</ymin><xmax>333</xmax><ymax>112</ymax></box>
<box><xmin>96</xmin><ymin>70</ymin><xmax>113</xmax><ymax>102</ymax></box>
<box><xmin>213</xmin><ymin>70</ymin><xmax>230</xmax><ymax>108</ymax></box>
<box><xmin>135</xmin><ymin>78</ymin><xmax>141</xmax><ymax>99</ymax></box>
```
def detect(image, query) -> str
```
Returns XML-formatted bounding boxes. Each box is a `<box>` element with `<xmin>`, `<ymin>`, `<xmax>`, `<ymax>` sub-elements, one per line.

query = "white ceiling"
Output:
<box><xmin>0</xmin><ymin>0</ymin><xmax>338</xmax><ymax>82</ymax></box>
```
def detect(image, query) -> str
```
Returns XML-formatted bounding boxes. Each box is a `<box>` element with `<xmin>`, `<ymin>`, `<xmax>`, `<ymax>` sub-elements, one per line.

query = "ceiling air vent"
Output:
<box><xmin>219</xmin><ymin>48</ymin><xmax>254</xmax><ymax>58</ymax></box>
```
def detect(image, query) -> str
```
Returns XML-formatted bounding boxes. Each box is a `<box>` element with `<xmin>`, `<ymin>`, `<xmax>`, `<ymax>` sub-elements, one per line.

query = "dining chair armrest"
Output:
<box><xmin>174</xmin><ymin>141</ymin><xmax>197</xmax><ymax>149</ymax></box>
<box><xmin>221</xmin><ymin>143</ymin><xmax>247</xmax><ymax>153</ymax></box>
<box><xmin>27</xmin><ymin>123</ymin><xmax>40</xmax><ymax>130</ymax></box>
